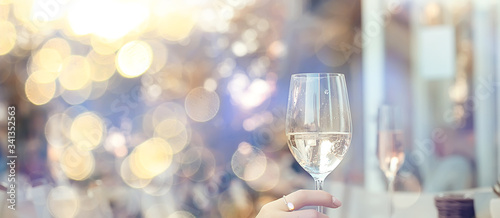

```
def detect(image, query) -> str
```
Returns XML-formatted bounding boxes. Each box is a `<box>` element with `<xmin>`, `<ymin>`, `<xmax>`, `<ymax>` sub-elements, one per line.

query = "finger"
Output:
<box><xmin>286</xmin><ymin>190</ymin><xmax>341</xmax><ymax>210</ymax></box>
<box><xmin>266</xmin><ymin>190</ymin><xmax>341</xmax><ymax>212</ymax></box>
<box><xmin>284</xmin><ymin>209</ymin><xmax>329</xmax><ymax>218</ymax></box>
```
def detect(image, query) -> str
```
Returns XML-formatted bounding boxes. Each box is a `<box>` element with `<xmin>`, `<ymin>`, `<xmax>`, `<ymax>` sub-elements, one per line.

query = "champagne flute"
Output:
<box><xmin>377</xmin><ymin>105</ymin><xmax>405</xmax><ymax>217</ymax></box>
<box><xmin>285</xmin><ymin>73</ymin><xmax>352</xmax><ymax>213</ymax></box>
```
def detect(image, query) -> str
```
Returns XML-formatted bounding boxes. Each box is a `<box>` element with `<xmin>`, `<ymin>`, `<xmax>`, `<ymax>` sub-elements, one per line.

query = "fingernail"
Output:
<box><xmin>332</xmin><ymin>197</ymin><xmax>342</xmax><ymax>207</ymax></box>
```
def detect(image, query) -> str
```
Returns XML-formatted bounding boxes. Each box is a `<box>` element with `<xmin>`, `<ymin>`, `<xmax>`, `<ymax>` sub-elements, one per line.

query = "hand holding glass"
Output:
<box><xmin>285</xmin><ymin>73</ymin><xmax>352</xmax><ymax>213</ymax></box>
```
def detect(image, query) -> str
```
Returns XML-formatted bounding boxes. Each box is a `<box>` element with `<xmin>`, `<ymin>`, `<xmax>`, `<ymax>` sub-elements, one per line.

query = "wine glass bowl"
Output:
<box><xmin>377</xmin><ymin>105</ymin><xmax>405</xmax><ymax>217</ymax></box>
<box><xmin>377</xmin><ymin>105</ymin><xmax>405</xmax><ymax>179</ymax></box>
<box><xmin>287</xmin><ymin>132</ymin><xmax>351</xmax><ymax>180</ymax></box>
<box><xmin>285</xmin><ymin>73</ymin><xmax>352</xmax><ymax>213</ymax></box>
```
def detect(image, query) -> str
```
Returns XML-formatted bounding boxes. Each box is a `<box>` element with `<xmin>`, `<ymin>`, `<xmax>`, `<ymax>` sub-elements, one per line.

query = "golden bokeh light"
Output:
<box><xmin>154</xmin><ymin>119</ymin><xmax>189</xmax><ymax>154</ymax></box>
<box><xmin>68</xmin><ymin>0</ymin><xmax>149</xmax><ymax>40</ymax></box>
<box><xmin>61</xmin><ymin>82</ymin><xmax>92</xmax><ymax>105</ymax></box>
<box><xmin>91</xmin><ymin>36</ymin><xmax>124</xmax><ymax>55</ymax></box>
<box><xmin>45</xmin><ymin>113</ymin><xmax>73</xmax><ymax>148</ymax></box>
<box><xmin>0</xmin><ymin>0</ymin><xmax>11</xmax><ymax>6</ymax></box>
<box><xmin>231</xmin><ymin>41</ymin><xmax>248</xmax><ymax>57</ymax></box>
<box><xmin>116</xmin><ymin>40</ymin><xmax>153</xmax><ymax>78</ymax></box>
<box><xmin>120</xmin><ymin>155</ymin><xmax>152</xmax><ymax>189</ymax></box>
<box><xmin>198</xmin><ymin>9</ymin><xmax>222</xmax><ymax>33</ymax></box>
<box><xmin>147</xmin><ymin>40</ymin><xmax>168</xmax><ymax>73</ymax></box>
<box><xmin>47</xmin><ymin>186</ymin><xmax>80</xmax><ymax>218</ymax></box>
<box><xmin>60</xmin><ymin>145</ymin><xmax>95</xmax><ymax>181</ymax></box>
<box><xmin>12</xmin><ymin>0</ymin><xmax>32</xmax><ymax>31</ymax></box>
<box><xmin>30</xmin><ymin>70</ymin><xmax>61</xmax><ymax>84</ymax></box>
<box><xmin>31</xmin><ymin>48</ymin><xmax>63</xmax><ymax>74</ymax></box>
<box><xmin>2</xmin><ymin>0</ymin><xmax>303</xmax><ymax>216</ymax></box>
<box><xmin>246</xmin><ymin>158</ymin><xmax>280</xmax><ymax>192</ymax></box>
<box><xmin>87</xmin><ymin>50</ymin><xmax>116</xmax><ymax>82</ymax></box>
<box><xmin>152</xmin><ymin>102</ymin><xmax>188</xmax><ymax>126</ymax></box>
<box><xmin>130</xmin><ymin>137</ymin><xmax>173</xmax><ymax>179</ymax></box>
<box><xmin>158</xmin><ymin>11</ymin><xmax>196</xmax><ymax>41</ymax></box>
<box><xmin>25</xmin><ymin>74</ymin><xmax>56</xmax><ymax>105</ymax></box>
<box><xmin>87</xmin><ymin>49</ymin><xmax>115</xmax><ymax>65</ymax></box>
<box><xmin>67</xmin><ymin>0</ymin><xmax>93</xmax><ymax>36</ymax></box>
<box><xmin>59</xmin><ymin>55</ymin><xmax>92</xmax><ymax>90</ymax></box>
<box><xmin>185</xmin><ymin>87</ymin><xmax>220</xmax><ymax>122</ymax></box>
<box><xmin>70</xmin><ymin>112</ymin><xmax>104</xmax><ymax>150</ymax></box>
<box><xmin>157</xmin><ymin>64</ymin><xmax>191</xmax><ymax>100</ymax></box>
<box><xmin>0</xmin><ymin>20</ymin><xmax>16</xmax><ymax>55</ymax></box>
<box><xmin>42</xmin><ymin>38</ymin><xmax>72</xmax><ymax>58</ymax></box>
<box><xmin>231</xmin><ymin>142</ymin><xmax>267</xmax><ymax>181</ymax></box>
<box><xmin>29</xmin><ymin>47</ymin><xmax>64</xmax><ymax>84</ymax></box>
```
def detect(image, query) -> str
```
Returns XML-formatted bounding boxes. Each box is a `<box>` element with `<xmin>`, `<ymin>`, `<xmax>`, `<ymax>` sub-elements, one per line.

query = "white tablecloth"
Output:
<box><xmin>325</xmin><ymin>182</ymin><xmax>497</xmax><ymax>218</ymax></box>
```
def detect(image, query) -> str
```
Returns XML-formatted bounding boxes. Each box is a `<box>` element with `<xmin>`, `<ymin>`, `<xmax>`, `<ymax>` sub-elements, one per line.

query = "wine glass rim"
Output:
<box><xmin>291</xmin><ymin>73</ymin><xmax>345</xmax><ymax>77</ymax></box>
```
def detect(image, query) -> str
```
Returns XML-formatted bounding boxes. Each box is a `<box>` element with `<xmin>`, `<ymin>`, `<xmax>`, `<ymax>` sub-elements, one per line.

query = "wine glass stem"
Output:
<box><xmin>315</xmin><ymin>179</ymin><xmax>324</xmax><ymax>213</ymax></box>
<box><xmin>388</xmin><ymin>177</ymin><xmax>395</xmax><ymax>217</ymax></box>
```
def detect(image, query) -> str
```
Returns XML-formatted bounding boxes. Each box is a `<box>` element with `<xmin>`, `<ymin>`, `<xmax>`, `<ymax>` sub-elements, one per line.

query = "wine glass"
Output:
<box><xmin>285</xmin><ymin>73</ymin><xmax>352</xmax><ymax>213</ymax></box>
<box><xmin>377</xmin><ymin>105</ymin><xmax>405</xmax><ymax>217</ymax></box>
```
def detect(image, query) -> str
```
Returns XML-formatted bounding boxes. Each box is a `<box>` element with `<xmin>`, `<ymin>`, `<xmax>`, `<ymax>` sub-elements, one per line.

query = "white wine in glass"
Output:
<box><xmin>378</xmin><ymin>130</ymin><xmax>404</xmax><ymax>179</ymax></box>
<box><xmin>377</xmin><ymin>105</ymin><xmax>405</xmax><ymax>217</ymax></box>
<box><xmin>286</xmin><ymin>73</ymin><xmax>352</xmax><ymax>213</ymax></box>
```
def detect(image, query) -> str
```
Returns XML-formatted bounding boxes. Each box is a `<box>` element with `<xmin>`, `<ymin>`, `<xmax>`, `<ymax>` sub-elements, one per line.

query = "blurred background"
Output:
<box><xmin>0</xmin><ymin>0</ymin><xmax>499</xmax><ymax>217</ymax></box>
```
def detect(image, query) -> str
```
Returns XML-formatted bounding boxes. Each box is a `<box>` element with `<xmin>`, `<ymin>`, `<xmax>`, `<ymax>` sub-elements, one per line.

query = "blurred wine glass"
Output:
<box><xmin>377</xmin><ymin>105</ymin><xmax>405</xmax><ymax>217</ymax></box>
<box><xmin>285</xmin><ymin>73</ymin><xmax>352</xmax><ymax>213</ymax></box>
